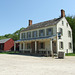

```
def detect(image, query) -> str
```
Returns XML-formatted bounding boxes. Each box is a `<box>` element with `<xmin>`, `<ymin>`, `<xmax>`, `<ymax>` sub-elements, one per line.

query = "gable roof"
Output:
<box><xmin>21</xmin><ymin>17</ymin><xmax>62</xmax><ymax>32</ymax></box>
<box><xmin>0</xmin><ymin>38</ymin><xmax>11</xmax><ymax>43</ymax></box>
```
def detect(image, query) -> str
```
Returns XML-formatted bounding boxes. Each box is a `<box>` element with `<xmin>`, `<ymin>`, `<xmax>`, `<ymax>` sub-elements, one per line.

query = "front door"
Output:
<box><xmin>52</xmin><ymin>41</ymin><xmax>57</xmax><ymax>53</ymax></box>
<box><xmin>31</xmin><ymin>42</ymin><xmax>35</xmax><ymax>53</ymax></box>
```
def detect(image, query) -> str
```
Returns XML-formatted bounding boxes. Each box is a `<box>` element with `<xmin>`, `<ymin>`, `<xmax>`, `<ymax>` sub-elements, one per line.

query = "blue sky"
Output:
<box><xmin>0</xmin><ymin>0</ymin><xmax>75</xmax><ymax>36</ymax></box>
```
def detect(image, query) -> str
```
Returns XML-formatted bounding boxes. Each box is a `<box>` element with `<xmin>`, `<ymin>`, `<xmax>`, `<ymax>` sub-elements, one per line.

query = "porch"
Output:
<box><xmin>14</xmin><ymin>37</ymin><xmax>57</xmax><ymax>56</ymax></box>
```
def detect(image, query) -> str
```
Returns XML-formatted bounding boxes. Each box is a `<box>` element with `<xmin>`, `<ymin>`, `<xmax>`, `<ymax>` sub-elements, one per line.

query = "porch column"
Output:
<box><xmin>23</xmin><ymin>42</ymin><xmax>25</xmax><ymax>53</ymax></box>
<box><xmin>35</xmin><ymin>41</ymin><xmax>37</xmax><ymax>53</ymax></box>
<box><xmin>14</xmin><ymin>42</ymin><xmax>16</xmax><ymax>51</ymax></box>
<box><xmin>50</xmin><ymin>39</ymin><xmax>53</xmax><ymax>57</ymax></box>
<box><xmin>19</xmin><ymin>43</ymin><xmax>21</xmax><ymax>51</ymax></box>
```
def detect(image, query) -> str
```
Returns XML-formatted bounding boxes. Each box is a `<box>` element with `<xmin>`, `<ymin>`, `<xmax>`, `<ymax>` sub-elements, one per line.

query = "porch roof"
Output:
<box><xmin>15</xmin><ymin>35</ymin><xmax>56</xmax><ymax>43</ymax></box>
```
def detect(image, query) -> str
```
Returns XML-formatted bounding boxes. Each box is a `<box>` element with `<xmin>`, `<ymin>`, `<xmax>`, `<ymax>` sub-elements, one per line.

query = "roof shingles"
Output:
<box><xmin>21</xmin><ymin>17</ymin><xmax>61</xmax><ymax>32</ymax></box>
<box><xmin>0</xmin><ymin>38</ymin><xmax>11</xmax><ymax>43</ymax></box>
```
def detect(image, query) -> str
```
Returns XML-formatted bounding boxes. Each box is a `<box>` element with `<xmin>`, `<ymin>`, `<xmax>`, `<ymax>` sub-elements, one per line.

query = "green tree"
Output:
<box><xmin>66</xmin><ymin>16</ymin><xmax>75</xmax><ymax>52</ymax></box>
<box><xmin>0</xmin><ymin>27</ymin><xmax>25</xmax><ymax>41</ymax></box>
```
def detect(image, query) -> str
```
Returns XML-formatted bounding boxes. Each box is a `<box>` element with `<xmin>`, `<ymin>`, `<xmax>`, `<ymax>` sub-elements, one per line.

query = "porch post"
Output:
<box><xmin>50</xmin><ymin>39</ymin><xmax>54</xmax><ymax>57</ymax></box>
<box><xmin>35</xmin><ymin>41</ymin><xmax>37</xmax><ymax>53</ymax></box>
<box><xmin>23</xmin><ymin>42</ymin><xmax>25</xmax><ymax>53</ymax></box>
<box><xmin>19</xmin><ymin>42</ymin><xmax>21</xmax><ymax>51</ymax></box>
<box><xmin>14</xmin><ymin>42</ymin><xmax>16</xmax><ymax>52</ymax></box>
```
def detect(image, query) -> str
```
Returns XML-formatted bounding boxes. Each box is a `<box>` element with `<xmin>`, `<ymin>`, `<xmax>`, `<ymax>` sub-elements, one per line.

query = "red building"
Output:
<box><xmin>0</xmin><ymin>38</ymin><xmax>14</xmax><ymax>51</ymax></box>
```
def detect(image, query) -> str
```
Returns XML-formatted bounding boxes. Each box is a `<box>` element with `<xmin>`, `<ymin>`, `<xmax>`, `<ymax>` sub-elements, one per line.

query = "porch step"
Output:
<box><xmin>53</xmin><ymin>53</ymin><xmax>58</xmax><ymax>57</ymax></box>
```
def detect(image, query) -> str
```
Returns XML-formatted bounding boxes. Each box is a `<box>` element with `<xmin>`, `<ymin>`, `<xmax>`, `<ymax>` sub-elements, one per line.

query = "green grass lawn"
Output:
<box><xmin>65</xmin><ymin>53</ymin><xmax>75</xmax><ymax>56</ymax></box>
<box><xmin>0</xmin><ymin>51</ymin><xmax>75</xmax><ymax>56</ymax></box>
<box><xmin>0</xmin><ymin>51</ymin><xmax>19</xmax><ymax>54</ymax></box>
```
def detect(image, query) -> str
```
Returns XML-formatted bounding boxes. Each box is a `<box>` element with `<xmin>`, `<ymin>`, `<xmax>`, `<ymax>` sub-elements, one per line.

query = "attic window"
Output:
<box><xmin>62</xmin><ymin>21</ymin><xmax>64</xmax><ymax>25</ymax></box>
<box><xmin>66</xmin><ymin>23</ymin><xmax>68</xmax><ymax>27</ymax></box>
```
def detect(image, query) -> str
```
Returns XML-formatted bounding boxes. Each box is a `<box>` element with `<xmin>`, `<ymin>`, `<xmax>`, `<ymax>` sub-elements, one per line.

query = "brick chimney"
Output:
<box><xmin>61</xmin><ymin>9</ymin><xmax>65</xmax><ymax>17</ymax></box>
<box><xmin>29</xmin><ymin>20</ymin><xmax>32</xmax><ymax>26</ymax></box>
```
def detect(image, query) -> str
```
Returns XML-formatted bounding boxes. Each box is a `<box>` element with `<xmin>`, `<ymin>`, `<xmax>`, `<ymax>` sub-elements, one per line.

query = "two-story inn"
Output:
<box><xmin>14</xmin><ymin>9</ymin><xmax>73</xmax><ymax>56</ymax></box>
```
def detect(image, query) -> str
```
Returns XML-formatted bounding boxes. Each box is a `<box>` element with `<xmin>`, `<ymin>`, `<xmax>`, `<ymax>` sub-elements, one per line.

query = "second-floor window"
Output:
<box><xmin>46</xmin><ymin>28</ymin><xmax>53</xmax><ymax>36</ymax></box>
<box><xmin>68</xmin><ymin>31</ymin><xmax>71</xmax><ymax>37</ymax></box>
<box><xmin>39</xmin><ymin>30</ymin><xmax>44</xmax><ymax>37</ymax></box>
<box><xmin>33</xmin><ymin>31</ymin><xmax>37</xmax><ymax>38</ymax></box>
<box><xmin>27</xmin><ymin>32</ymin><xmax>31</xmax><ymax>38</ymax></box>
<box><xmin>21</xmin><ymin>33</ymin><xmax>25</xmax><ymax>39</ymax></box>
<box><xmin>62</xmin><ymin>21</ymin><xmax>64</xmax><ymax>25</ymax></box>
<box><xmin>59</xmin><ymin>28</ymin><xmax>63</xmax><ymax>35</ymax></box>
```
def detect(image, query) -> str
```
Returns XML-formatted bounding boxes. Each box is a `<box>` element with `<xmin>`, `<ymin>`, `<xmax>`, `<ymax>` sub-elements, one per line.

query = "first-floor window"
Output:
<box><xmin>0</xmin><ymin>44</ymin><xmax>3</xmax><ymax>49</ymax></box>
<box><xmin>59</xmin><ymin>42</ymin><xmax>63</xmax><ymax>49</ymax></box>
<box><xmin>40</xmin><ymin>42</ymin><xmax>45</xmax><ymax>49</ymax></box>
<box><xmin>27</xmin><ymin>43</ymin><xmax>31</xmax><ymax>49</ymax></box>
<box><xmin>69</xmin><ymin>42</ymin><xmax>72</xmax><ymax>49</ymax></box>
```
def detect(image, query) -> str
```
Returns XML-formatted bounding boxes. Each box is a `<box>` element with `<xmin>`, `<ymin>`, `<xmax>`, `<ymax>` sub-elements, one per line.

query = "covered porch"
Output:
<box><xmin>14</xmin><ymin>37</ymin><xmax>57</xmax><ymax>56</ymax></box>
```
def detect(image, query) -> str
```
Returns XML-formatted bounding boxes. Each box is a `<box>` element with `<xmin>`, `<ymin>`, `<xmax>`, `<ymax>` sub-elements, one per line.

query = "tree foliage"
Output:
<box><xmin>0</xmin><ymin>27</ymin><xmax>25</xmax><ymax>41</ymax></box>
<box><xmin>66</xmin><ymin>16</ymin><xmax>75</xmax><ymax>52</ymax></box>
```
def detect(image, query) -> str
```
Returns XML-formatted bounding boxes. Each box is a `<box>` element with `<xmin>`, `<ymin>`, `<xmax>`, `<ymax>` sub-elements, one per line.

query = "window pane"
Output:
<box><xmin>59</xmin><ymin>28</ymin><xmax>63</xmax><ymax>35</ymax></box>
<box><xmin>27</xmin><ymin>32</ymin><xmax>31</xmax><ymax>38</ymax></box>
<box><xmin>68</xmin><ymin>31</ymin><xmax>71</xmax><ymax>37</ymax></box>
<box><xmin>40</xmin><ymin>42</ymin><xmax>45</xmax><ymax>49</ymax></box>
<box><xmin>47</xmin><ymin>28</ymin><xmax>53</xmax><ymax>36</ymax></box>
<box><xmin>69</xmin><ymin>43</ymin><xmax>72</xmax><ymax>49</ymax></box>
<box><xmin>33</xmin><ymin>31</ymin><xmax>37</xmax><ymax>38</ymax></box>
<box><xmin>39</xmin><ymin>30</ymin><xmax>44</xmax><ymax>37</ymax></box>
<box><xmin>60</xmin><ymin>42</ymin><xmax>63</xmax><ymax>49</ymax></box>
<box><xmin>62</xmin><ymin>21</ymin><xmax>64</xmax><ymax>25</ymax></box>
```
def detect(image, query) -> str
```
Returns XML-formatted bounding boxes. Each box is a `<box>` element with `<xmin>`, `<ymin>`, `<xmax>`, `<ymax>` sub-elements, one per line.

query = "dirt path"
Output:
<box><xmin>0</xmin><ymin>54</ymin><xmax>75</xmax><ymax>75</ymax></box>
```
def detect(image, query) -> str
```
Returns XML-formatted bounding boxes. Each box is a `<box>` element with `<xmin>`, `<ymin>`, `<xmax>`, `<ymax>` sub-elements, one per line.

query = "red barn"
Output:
<box><xmin>0</xmin><ymin>38</ymin><xmax>14</xmax><ymax>51</ymax></box>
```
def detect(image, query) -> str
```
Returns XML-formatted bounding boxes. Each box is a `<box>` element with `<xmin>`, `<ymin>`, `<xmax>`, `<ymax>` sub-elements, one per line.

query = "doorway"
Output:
<box><xmin>52</xmin><ymin>41</ymin><xmax>57</xmax><ymax>53</ymax></box>
<box><xmin>31</xmin><ymin>42</ymin><xmax>35</xmax><ymax>53</ymax></box>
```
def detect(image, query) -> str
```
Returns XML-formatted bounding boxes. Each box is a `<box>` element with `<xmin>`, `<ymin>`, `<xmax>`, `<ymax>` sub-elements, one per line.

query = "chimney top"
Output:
<box><xmin>61</xmin><ymin>9</ymin><xmax>65</xmax><ymax>17</ymax></box>
<box><xmin>29</xmin><ymin>20</ymin><xmax>32</xmax><ymax>26</ymax></box>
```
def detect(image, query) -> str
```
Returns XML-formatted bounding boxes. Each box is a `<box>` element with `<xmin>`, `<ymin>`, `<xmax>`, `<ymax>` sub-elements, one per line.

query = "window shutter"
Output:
<box><xmin>51</xmin><ymin>28</ymin><xmax>53</xmax><ymax>35</ymax></box>
<box><xmin>43</xmin><ymin>29</ymin><xmax>45</xmax><ymax>36</ymax></box>
<box><xmin>46</xmin><ymin>29</ymin><xmax>48</xmax><ymax>35</ymax></box>
<box><xmin>39</xmin><ymin>30</ymin><xmax>41</xmax><ymax>36</ymax></box>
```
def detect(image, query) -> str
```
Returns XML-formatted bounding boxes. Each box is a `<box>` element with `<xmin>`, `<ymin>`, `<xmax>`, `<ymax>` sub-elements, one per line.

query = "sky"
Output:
<box><xmin>0</xmin><ymin>0</ymin><xmax>75</xmax><ymax>36</ymax></box>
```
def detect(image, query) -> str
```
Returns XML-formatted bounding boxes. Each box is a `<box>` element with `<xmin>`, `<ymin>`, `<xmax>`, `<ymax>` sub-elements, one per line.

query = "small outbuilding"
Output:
<box><xmin>0</xmin><ymin>38</ymin><xmax>14</xmax><ymax>51</ymax></box>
